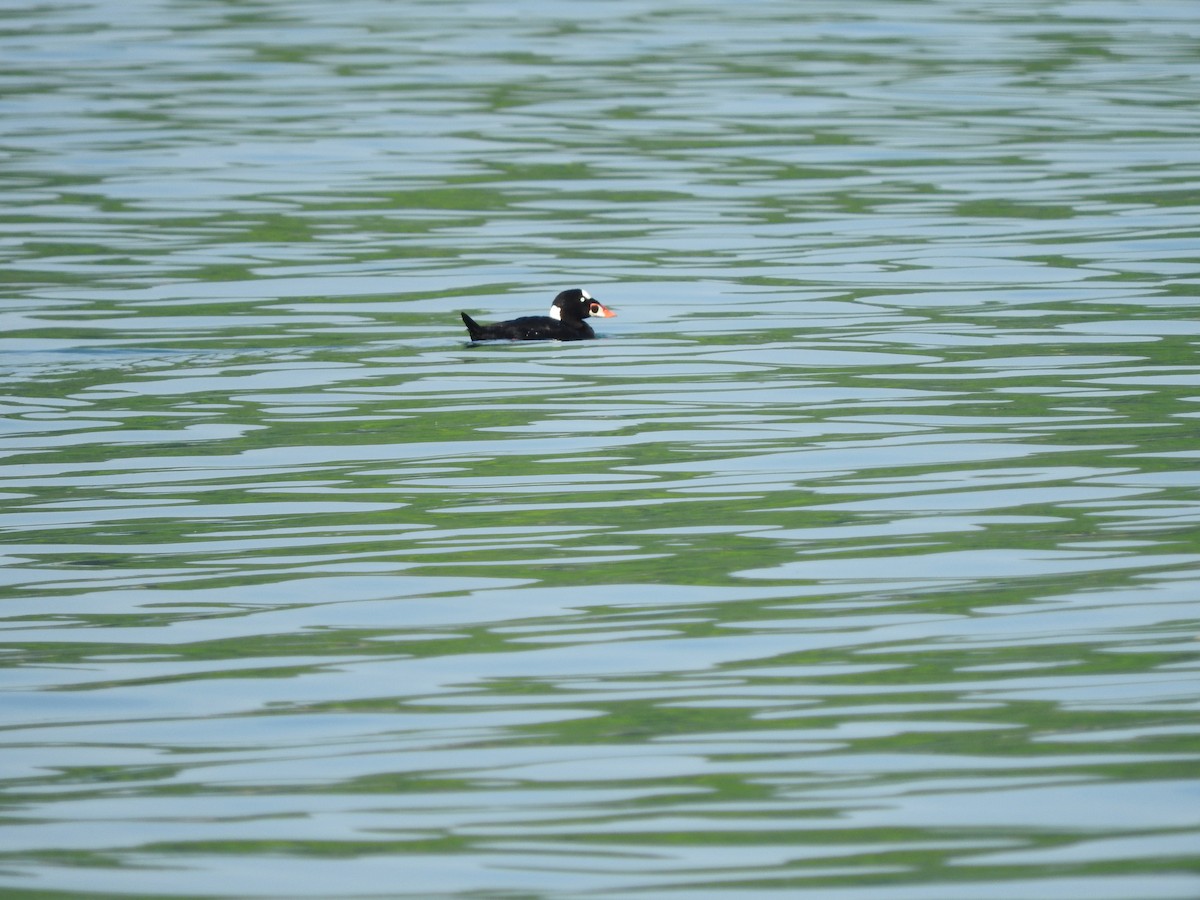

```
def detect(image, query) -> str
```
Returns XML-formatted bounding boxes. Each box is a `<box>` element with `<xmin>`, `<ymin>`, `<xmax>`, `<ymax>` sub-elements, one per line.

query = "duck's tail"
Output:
<box><xmin>460</xmin><ymin>312</ymin><xmax>485</xmax><ymax>341</ymax></box>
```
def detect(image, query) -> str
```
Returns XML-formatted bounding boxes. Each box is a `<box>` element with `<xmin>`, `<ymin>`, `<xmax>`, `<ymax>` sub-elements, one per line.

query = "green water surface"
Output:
<box><xmin>2</xmin><ymin>1</ymin><xmax>1199</xmax><ymax>897</ymax></box>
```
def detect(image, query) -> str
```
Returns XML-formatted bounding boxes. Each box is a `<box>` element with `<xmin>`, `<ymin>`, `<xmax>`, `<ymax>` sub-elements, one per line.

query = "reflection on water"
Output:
<box><xmin>3</xmin><ymin>0</ymin><xmax>1200</xmax><ymax>897</ymax></box>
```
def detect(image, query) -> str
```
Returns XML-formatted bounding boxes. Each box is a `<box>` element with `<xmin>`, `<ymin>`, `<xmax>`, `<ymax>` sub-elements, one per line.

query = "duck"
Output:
<box><xmin>460</xmin><ymin>288</ymin><xmax>616</xmax><ymax>342</ymax></box>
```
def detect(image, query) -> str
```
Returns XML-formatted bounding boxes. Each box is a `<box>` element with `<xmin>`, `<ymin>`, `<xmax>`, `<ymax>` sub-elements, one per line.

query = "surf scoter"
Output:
<box><xmin>460</xmin><ymin>288</ymin><xmax>616</xmax><ymax>342</ymax></box>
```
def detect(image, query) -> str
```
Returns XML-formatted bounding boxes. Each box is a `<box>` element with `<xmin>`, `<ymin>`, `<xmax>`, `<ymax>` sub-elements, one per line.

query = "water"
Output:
<box><xmin>3</xmin><ymin>0</ymin><xmax>1200</xmax><ymax>897</ymax></box>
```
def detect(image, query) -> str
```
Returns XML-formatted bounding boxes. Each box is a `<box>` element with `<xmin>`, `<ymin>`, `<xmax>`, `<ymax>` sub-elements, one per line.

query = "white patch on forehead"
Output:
<box><xmin>581</xmin><ymin>289</ymin><xmax>593</xmax><ymax>300</ymax></box>
<box><xmin>548</xmin><ymin>303</ymin><xmax>562</xmax><ymax>320</ymax></box>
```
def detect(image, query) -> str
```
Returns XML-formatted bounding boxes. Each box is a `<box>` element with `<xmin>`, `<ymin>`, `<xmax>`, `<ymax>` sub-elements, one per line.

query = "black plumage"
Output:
<box><xmin>460</xmin><ymin>289</ymin><xmax>615</xmax><ymax>342</ymax></box>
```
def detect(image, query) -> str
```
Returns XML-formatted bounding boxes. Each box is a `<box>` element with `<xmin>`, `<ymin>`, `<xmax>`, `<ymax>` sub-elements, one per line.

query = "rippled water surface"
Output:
<box><xmin>3</xmin><ymin>0</ymin><xmax>1200</xmax><ymax>897</ymax></box>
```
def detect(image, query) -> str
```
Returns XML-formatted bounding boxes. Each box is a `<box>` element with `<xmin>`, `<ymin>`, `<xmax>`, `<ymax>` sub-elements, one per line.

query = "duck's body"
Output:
<box><xmin>460</xmin><ymin>289</ymin><xmax>615</xmax><ymax>342</ymax></box>
<box><xmin>460</xmin><ymin>312</ymin><xmax>597</xmax><ymax>342</ymax></box>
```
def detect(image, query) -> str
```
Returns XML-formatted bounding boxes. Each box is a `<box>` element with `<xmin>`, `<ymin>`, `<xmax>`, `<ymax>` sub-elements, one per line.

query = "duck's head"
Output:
<box><xmin>549</xmin><ymin>288</ymin><xmax>616</xmax><ymax>322</ymax></box>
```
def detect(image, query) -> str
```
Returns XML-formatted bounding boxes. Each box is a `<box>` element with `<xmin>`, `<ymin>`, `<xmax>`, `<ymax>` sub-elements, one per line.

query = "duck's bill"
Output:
<box><xmin>590</xmin><ymin>302</ymin><xmax>617</xmax><ymax>318</ymax></box>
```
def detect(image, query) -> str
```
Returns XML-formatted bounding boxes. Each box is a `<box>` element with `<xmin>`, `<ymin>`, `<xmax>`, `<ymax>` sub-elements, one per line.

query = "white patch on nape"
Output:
<box><xmin>548</xmin><ymin>302</ymin><xmax>562</xmax><ymax>320</ymax></box>
<box><xmin>580</xmin><ymin>289</ymin><xmax>593</xmax><ymax>300</ymax></box>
